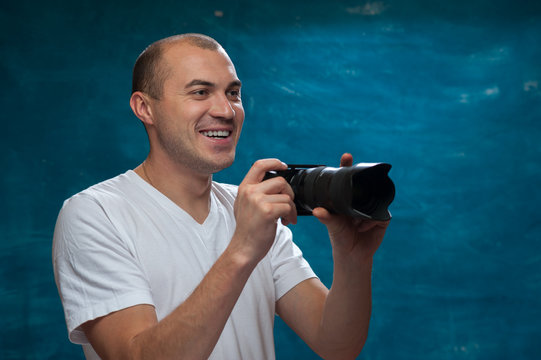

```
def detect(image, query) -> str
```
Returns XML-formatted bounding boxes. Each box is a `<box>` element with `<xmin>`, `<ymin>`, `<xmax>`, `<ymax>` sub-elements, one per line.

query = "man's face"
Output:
<box><xmin>149</xmin><ymin>43</ymin><xmax>244</xmax><ymax>175</ymax></box>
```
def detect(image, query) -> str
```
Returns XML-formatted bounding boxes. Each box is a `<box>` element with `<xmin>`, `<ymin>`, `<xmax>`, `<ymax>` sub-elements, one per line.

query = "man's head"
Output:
<box><xmin>130</xmin><ymin>34</ymin><xmax>245</xmax><ymax>175</ymax></box>
<box><xmin>132</xmin><ymin>33</ymin><xmax>221</xmax><ymax>100</ymax></box>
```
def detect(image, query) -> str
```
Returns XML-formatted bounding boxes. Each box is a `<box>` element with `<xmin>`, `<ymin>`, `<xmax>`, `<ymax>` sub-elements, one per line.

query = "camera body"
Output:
<box><xmin>264</xmin><ymin>163</ymin><xmax>395</xmax><ymax>221</ymax></box>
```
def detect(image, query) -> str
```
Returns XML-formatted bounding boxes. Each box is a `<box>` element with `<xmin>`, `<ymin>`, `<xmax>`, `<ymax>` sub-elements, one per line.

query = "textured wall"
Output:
<box><xmin>1</xmin><ymin>0</ymin><xmax>540</xmax><ymax>359</ymax></box>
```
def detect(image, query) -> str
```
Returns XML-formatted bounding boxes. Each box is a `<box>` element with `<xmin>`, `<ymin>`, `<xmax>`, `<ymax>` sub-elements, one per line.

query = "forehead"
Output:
<box><xmin>161</xmin><ymin>43</ymin><xmax>239</xmax><ymax>85</ymax></box>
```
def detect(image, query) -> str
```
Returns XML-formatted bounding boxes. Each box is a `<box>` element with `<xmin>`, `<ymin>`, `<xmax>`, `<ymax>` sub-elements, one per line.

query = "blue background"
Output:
<box><xmin>1</xmin><ymin>0</ymin><xmax>540</xmax><ymax>359</ymax></box>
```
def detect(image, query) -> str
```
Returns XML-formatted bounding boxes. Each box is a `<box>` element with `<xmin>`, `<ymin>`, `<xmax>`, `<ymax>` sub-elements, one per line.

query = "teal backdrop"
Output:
<box><xmin>1</xmin><ymin>0</ymin><xmax>540</xmax><ymax>359</ymax></box>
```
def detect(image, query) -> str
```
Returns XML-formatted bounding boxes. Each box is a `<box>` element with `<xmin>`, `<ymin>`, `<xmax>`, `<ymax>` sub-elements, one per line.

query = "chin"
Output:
<box><xmin>198</xmin><ymin>154</ymin><xmax>235</xmax><ymax>175</ymax></box>
<box><xmin>211</xmin><ymin>158</ymin><xmax>235</xmax><ymax>174</ymax></box>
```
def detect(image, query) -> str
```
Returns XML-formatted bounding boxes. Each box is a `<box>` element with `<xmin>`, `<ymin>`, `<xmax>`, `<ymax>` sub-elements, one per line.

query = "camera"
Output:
<box><xmin>263</xmin><ymin>163</ymin><xmax>395</xmax><ymax>221</ymax></box>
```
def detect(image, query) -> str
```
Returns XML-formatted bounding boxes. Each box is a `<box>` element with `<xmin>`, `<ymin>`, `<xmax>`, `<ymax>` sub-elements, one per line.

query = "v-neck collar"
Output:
<box><xmin>126</xmin><ymin>170</ymin><xmax>218</xmax><ymax>229</ymax></box>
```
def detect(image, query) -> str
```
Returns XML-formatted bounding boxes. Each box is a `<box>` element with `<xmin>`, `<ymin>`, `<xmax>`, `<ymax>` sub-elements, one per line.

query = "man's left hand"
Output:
<box><xmin>312</xmin><ymin>153</ymin><xmax>390</xmax><ymax>264</ymax></box>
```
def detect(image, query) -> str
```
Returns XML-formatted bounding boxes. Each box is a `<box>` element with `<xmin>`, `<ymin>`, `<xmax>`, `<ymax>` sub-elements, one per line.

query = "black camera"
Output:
<box><xmin>263</xmin><ymin>163</ymin><xmax>395</xmax><ymax>221</ymax></box>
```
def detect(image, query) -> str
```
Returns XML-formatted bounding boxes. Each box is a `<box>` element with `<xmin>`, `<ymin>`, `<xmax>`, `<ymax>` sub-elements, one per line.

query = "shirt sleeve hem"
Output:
<box><xmin>67</xmin><ymin>290</ymin><xmax>155</xmax><ymax>344</ymax></box>
<box><xmin>275</xmin><ymin>266</ymin><xmax>318</xmax><ymax>301</ymax></box>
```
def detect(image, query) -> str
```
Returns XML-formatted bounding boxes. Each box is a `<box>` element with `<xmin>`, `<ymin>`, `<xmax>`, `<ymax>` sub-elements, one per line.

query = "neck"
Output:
<box><xmin>135</xmin><ymin>154</ymin><xmax>213</xmax><ymax>224</ymax></box>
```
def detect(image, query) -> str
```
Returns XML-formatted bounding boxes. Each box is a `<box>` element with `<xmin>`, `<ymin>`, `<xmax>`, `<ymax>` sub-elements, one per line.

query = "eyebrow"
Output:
<box><xmin>184</xmin><ymin>79</ymin><xmax>242</xmax><ymax>89</ymax></box>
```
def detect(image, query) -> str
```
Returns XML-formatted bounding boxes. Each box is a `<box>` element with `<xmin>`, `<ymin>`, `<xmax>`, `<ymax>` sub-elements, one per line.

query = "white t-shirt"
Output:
<box><xmin>53</xmin><ymin>170</ymin><xmax>316</xmax><ymax>359</ymax></box>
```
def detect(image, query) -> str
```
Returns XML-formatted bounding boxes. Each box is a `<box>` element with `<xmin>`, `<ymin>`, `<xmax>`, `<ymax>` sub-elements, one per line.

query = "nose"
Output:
<box><xmin>209</xmin><ymin>94</ymin><xmax>235</xmax><ymax>119</ymax></box>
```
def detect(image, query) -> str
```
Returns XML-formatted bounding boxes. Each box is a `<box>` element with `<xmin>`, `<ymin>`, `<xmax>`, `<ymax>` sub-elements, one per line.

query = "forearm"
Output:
<box><xmin>131</xmin><ymin>246</ymin><xmax>257</xmax><ymax>360</ymax></box>
<box><xmin>316</xmin><ymin>257</ymin><xmax>374</xmax><ymax>360</ymax></box>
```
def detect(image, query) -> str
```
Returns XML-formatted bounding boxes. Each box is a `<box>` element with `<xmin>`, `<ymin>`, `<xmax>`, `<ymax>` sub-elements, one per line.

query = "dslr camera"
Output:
<box><xmin>264</xmin><ymin>163</ymin><xmax>395</xmax><ymax>221</ymax></box>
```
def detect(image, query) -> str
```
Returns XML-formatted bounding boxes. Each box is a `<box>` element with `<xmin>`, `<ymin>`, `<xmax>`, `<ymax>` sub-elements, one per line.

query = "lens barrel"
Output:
<box><xmin>264</xmin><ymin>163</ymin><xmax>395</xmax><ymax>221</ymax></box>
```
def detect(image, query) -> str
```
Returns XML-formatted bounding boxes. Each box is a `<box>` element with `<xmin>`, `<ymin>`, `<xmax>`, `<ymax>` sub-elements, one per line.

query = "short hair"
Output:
<box><xmin>132</xmin><ymin>34</ymin><xmax>222</xmax><ymax>99</ymax></box>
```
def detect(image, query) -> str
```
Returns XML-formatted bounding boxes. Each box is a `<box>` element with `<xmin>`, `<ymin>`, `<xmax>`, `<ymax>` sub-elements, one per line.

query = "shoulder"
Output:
<box><xmin>211</xmin><ymin>181</ymin><xmax>238</xmax><ymax>195</ymax></box>
<box><xmin>55</xmin><ymin>171</ymin><xmax>141</xmax><ymax>240</ymax></box>
<box><xmin>53</xmin><ymin>171</ymin><xmax>146</xmax><ymax>271</ymax></box>
<box><xmin>60</xmin><ymin>171</ymin><xmax>137</xmax><ymax>213</ymax></box>
<box><xmin>211</xmin><ymin>181</ymin><xmax>238</xmax><ymax>204</ymax></box>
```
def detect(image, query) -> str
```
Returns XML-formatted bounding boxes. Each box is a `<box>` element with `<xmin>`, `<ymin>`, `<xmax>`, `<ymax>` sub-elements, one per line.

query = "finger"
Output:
<box><xmin>355</xmin><ymin>219</ymin><xmax>390</xmax><ymax>232</ymax></box>
<box><xmin>340</xmin><ymin>153</ymin><xmax>353</xmax><ymax>167</ymax></box>
<box><xmin>259</xmin><ymin>176</ymin><xmax>295</xmax><ymax>199</ymax></box>
<box><xmin>263</xmin><ymin>193</ymin><xmax>295</xmax><ymax>205</ymax></box>
<box><xmin>261</xmin><ymin>201</ymin><xmax>297</xmax><ymax>223</ymax></box>
<box><xmin>284</xmin><ymin>203</ymin><xmax>298</xmax><ymax>225</ymax></box>
<box><xmin>263</xmin><ymin>194</ymin><xmax>297</xmax><ymax>225</ymax></box>
<box><xmin>312</xmin><ymin>207</ymin><xmax>341</xmax><ymax>227</ymax></box>
<box><xmin>281</xmin><ymin>205</ymin><xmax>298</xmax><ymax>226</ymax></box>
<box><xmin>241</xmin><ymin>159</ymin><xmax>287</xmax><ymax>185</ymax></box>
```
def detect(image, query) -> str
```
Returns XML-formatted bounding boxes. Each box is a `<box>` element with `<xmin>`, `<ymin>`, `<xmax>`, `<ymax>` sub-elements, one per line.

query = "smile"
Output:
<box><xmin>201</xmin><ymin>130</ymin><xmax>231</xmax><ymax>139</ymax></box>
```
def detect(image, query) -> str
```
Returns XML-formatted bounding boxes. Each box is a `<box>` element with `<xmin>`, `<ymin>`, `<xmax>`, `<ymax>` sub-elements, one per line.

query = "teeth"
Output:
<box><xmin>201</xmin><ymin>130</ymin><xmax>230</xmax><ymax>138</ymax></box>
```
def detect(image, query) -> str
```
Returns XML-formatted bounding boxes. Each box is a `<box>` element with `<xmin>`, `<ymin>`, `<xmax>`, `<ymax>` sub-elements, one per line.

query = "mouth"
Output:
<box><xmin>200</xmin><ymin>130</ymin><xmax>232</xmax><ymax>139</ymax></box>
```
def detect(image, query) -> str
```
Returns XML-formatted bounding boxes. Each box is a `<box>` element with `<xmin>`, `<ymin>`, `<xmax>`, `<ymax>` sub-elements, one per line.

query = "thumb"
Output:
<box><xmin>312</xmin><ymin>207</ymin><xmax>344</xmax><ymax>230</ymax></box>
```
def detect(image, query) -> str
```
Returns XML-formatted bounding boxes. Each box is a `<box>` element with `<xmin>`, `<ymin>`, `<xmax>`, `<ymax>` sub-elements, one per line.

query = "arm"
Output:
<box><xmin>83</xmin><ymin>247</ymin><xmax>257</xmax><ymax>360</ymax></box>
<box><xmin>83</xmin><ymin>159</ymin><xmax>297</xmax><ymax>360</ymax></box>
<box><xmin>276</xmin><ymin>153</ymin><xmax>389</xmax><ymax>360</ymax></box>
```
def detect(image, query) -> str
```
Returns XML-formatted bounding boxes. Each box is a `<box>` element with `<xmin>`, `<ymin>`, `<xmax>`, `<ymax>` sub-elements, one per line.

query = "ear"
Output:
<box><xmin>130</xmin><ymin>91</ymin><xmax>155</xmax><ymax>126</ymax></box>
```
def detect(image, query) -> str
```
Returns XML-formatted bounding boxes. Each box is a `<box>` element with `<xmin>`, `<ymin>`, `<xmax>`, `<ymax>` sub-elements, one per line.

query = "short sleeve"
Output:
<box><xmin>52</xmin><ymin>194</ymin><xmax>154</xmax><ymax>344</ymax></box>
<box><xmin>270</xmin><ymin>222</ymin><xmax>317</xmax><ymax>301</ymax></box>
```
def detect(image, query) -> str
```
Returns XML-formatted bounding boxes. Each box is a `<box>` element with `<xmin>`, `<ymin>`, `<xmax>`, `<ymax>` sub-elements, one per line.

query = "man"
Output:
<box><xmin>53</xmin><ymin>33</ymin><xmax>389</xmax><ymax>360</ymax></box>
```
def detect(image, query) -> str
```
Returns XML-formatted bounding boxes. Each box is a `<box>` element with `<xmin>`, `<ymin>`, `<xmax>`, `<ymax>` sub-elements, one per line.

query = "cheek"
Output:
<box><xmin>169</xmin><ymin>106</ymin><xmax>204</xmax><ymax>131</ymax></box>
<box><xmin>237</xmin><ymin>116</ymin><xmax>244</xmax><ymax>132</ymax></box>
<box><xmin>235</xmin><ymin>104</ymin><xmax>245</xmax><ymax>123</ymax></box>
<box><xmin>184</xmin><ymin>102</ymin><xmax>209</xmax><ymax>116</ymax></box>
<box><xmin>235</xmin><ymin>114</ymin><xmax>245</xmax><ymax>139</ymax></box>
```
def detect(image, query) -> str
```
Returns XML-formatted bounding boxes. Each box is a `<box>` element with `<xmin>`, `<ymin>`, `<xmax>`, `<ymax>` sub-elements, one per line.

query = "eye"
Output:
<box><xmin>227</xmin><ymin>88</ymin><xmax>241</xmax><ymax>100</ymax></box>
<box><xmin>191</xmin><ymin>89</ymin><xmax>210</xmax><ymax>98</ymax></box>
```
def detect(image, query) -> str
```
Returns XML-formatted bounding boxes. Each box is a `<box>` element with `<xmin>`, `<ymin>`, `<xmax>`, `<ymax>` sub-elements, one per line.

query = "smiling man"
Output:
<box><xmin>53</xmin><ymin>34</ymin><xmax>389</xmax><ymax>360</ymax></box>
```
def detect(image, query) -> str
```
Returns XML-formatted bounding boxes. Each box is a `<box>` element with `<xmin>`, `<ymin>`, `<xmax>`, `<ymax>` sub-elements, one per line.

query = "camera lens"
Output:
<box><xmin>264</xmin><ymin>162</ymin><xmax>394</xmax><ymax>220</ymax></box>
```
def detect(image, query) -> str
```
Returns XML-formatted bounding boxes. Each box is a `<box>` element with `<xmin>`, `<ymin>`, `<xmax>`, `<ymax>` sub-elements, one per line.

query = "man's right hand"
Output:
<box><xmin>231</xmin><ymin>159</ymin><xmax>297</xmax><ymax>264</ymax></box>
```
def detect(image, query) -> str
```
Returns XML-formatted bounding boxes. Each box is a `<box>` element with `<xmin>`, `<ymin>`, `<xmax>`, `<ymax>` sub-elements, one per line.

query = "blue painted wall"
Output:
<box><xmin>1</xmin><ymin>0</ymin><xmax>540</xmax><ymax>359</ymax></box>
